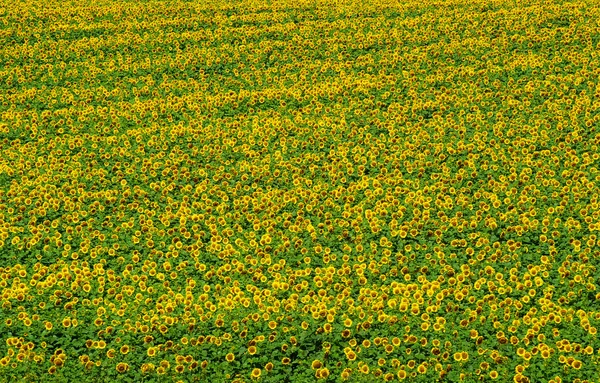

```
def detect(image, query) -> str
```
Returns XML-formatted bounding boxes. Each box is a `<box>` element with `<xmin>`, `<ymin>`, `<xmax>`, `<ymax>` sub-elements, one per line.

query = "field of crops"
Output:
<box><xmin>1</xmin><ymin>0</ymin><xmax>600</xmax><ymax>381</ymax></box>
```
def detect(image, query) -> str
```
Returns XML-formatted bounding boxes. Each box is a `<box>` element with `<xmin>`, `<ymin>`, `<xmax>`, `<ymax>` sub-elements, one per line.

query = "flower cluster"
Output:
<box><xmin>1</xmin><ymin>0</ymin><xmax>600</xmax><ymax>382</ymax></box>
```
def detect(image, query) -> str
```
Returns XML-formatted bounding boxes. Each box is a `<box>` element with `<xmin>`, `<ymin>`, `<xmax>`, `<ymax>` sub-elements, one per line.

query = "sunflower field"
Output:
<box><xmin>1</xmin><ymin>0</ymin><xmax>600</xmax><ymax>381</ymax></box>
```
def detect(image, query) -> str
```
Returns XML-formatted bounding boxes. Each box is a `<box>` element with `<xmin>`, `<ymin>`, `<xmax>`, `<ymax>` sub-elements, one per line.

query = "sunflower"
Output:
<box><xmin>116</xmin><ymin>363</ymin><xmax>129</xmax><ymax>373</ymax></box>
<box><xmin>251</xmin><ymin>368</ymin><xmax>261</xmax><ymax>379</ymax></box>
<box><xmin>226</xmin><ymin>353</ymin><xmax>235</xmax><ymax>362</ymax></box>
<box><xmin>318</xmin><ymin>368</ymin><xmax>330</xmax><ymax>379</ymax></box>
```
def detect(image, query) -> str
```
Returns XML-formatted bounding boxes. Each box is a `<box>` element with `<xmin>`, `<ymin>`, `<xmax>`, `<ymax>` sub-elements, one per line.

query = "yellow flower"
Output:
<box><xmin>116</xmin><ymin>363</ymin><xmax>129</xmax><ymax>373</ymax></box>
<box><xmin>248</xmin><ymin>346</ymin><xmax>257</xmax><ymax>355</ymax></box>
<box><xmin>318</xmin><ymin>367</ymin><xmax>330</xmax><ymax>379</ymax></box>
<box><xmin>251</xmin><ymin>368</ymin><xmax>261</xmax><ymax>378</ymax></box>
<box><xmin>341</xmin><ymin>369</ymin><xmax>351</xmax><ymax>380</ymax></box>
<box><xmin>347</xmin><ymin>350</ymin><xmax>357</xmax><ymax>361</ymax></box>
<box><xmin>226</xmin><ymin>353</ymin><xmax>235</xmax><ymax>362</ymax></box>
